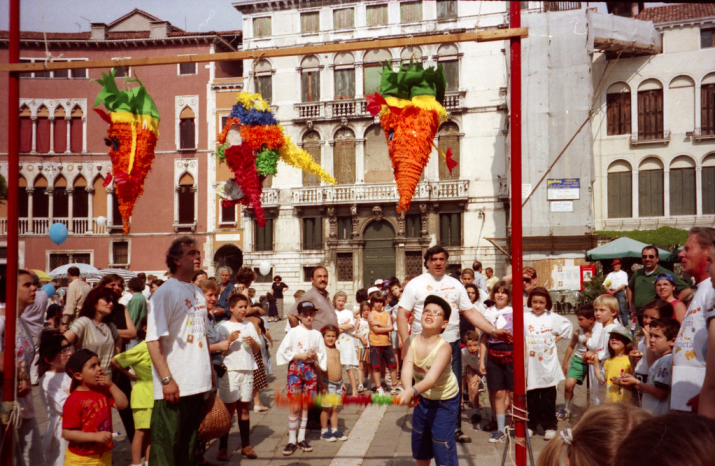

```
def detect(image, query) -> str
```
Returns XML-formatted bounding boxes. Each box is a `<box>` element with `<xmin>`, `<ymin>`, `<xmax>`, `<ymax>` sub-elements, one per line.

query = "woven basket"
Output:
<box><xmin>198</xmin><ymin>391</ymin><xmax>232</xmax><ymax>441</ymax></box>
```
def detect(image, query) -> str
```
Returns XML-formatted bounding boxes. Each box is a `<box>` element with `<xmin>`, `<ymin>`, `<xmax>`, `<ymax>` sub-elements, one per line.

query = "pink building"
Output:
<box><xmin>0</xmin><ymin>9</ymin><xmax>243</xmax><ymax>278</ymax></box>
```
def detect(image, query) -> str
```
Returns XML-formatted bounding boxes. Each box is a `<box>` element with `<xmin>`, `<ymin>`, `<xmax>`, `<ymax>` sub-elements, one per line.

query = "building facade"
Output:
<box><xmin>592</xmin><ymin>3</ymin><xmax>715</xmax><ymax>231</ymax></box>
<box><xmin>0</xmin><ymin>9</ymin><xmax>242</xmax><ymax>275</ymax></box>
<box><xmin>231</xmin><ymin>0</ymin><xmax>514</xmax><ymax>297</ymax></box>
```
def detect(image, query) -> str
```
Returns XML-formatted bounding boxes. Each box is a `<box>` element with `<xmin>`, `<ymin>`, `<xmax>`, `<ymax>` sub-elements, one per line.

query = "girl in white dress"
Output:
<box><xmin>334</xmin><ymin>291</ymin><xmax>359</xmax><ymax>396</ymax></box>
<box><xmin>37</xmin><ymin>331</ymin><xmax>74</xmax><ymax>466</ymax></box>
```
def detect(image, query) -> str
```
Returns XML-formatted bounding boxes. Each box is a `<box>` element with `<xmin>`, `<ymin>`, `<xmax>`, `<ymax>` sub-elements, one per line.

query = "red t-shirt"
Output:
<box><xmin>62</xmin><ymin>386</ymin><xmax>115</xmax><ymax>456</ymax></box>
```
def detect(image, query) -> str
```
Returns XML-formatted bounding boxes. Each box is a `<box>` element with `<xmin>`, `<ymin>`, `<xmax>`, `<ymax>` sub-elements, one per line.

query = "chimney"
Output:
<box><xmin>90</xmin><ymin>23</ymin><xmax>107</xmax><ymax>40</ymax></box>
<box><xmin>150</xmin><ymin>21</ymin><xmax>171</xmax><ymax>39</ymax></box>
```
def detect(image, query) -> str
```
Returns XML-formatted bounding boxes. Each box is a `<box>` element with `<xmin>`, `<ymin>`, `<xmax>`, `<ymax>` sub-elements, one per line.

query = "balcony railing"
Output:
<box><xmin>295</xmin><ymin>92</ymin><xmax>463</xmax><ymax>120</ymax></box>
<box><xmin>291</xmin><ymin>180</ymin><xmax>469</xmax><ymax>206</ymax></box>
<box><xmin>261</xmin><ymin>189</ymin><xmax>280</xmax><ymax>207</ymax></box>
<box><xmin>0</xmin><ymin>217</ymin><xmax>108</xmax><ymax>235</ymax></box>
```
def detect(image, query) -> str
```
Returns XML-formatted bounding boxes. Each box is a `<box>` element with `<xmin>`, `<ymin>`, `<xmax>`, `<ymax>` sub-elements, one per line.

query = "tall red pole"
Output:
<box><xmin>2</xmin><ymin>0</ymin><xmax>20</xmax><ymax>464</ymax></box>
<box><xmin>509</xmin><ymin>2</ymin><xmax>526</xmax><ymax>466</ymax></box>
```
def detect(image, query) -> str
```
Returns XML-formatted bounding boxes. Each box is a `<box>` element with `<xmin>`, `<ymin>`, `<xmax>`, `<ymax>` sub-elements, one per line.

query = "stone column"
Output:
<box><xmin>49</xmin><ymin>117</ymin><xmax>55</xmax><ymax>153</ymax></box>
<box><xmin>65</xmin><ymin>117</ymin><xmax>71</xmax><ymax>154</ymax></box>
<box><xmin>106</xmin><ymin>187</ymin><xmax>114</xmax><ymax>228</ymax></box>
<box><xmin>47</xmin><ymin>188</ymin><xmax>54</xmax><ymax>225</ymax></box>
<box><xmin>356</xmin><ymin>138</ymin><xmax>365</xmax><ymax>184</ymax></box>
<box><xmin>31</xmin><ymin>117</ymin><xmax>37</xmax><ymax>153</ymax></box>
<box><xmin>67</xmin><ymin>187</ymin><xmax>74</xmax><ymax>233</ymax></box>
<box><xmin>27</xmin><ymin>188</ymin><xmax>34</xmax><ymax>233</ymax></box>
<box><xmin>86</xmin><ymin>187</ymin><xmax>94</xmax><ymax>233</ymax></box>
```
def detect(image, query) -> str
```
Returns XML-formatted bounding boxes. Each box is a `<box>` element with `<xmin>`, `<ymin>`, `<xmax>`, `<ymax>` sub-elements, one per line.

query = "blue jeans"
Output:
<box><xmin>614</xmin><ymin>290</ymin><xmax>629</xmax><ymax>327</ymax></box>
<box><xmin>412</xmin><ymin>394</ymin><xmax>460</xmax><ymax>466</ymax></box>
<box><xmin>449</xmin><ymin>339</ymin><xmax>462</xmax><ymax>433</ymax></box>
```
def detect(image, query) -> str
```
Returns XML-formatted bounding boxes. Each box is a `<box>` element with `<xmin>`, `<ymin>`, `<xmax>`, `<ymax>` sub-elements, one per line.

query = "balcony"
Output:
<box><xmin>0</xmin><ymin>217</ymin><xmax>108</xmax><ymax>236</ymax></box>
<box><xmin>291</xmin><ymin>180</ymin><xmax>469</xmax><ymax>206</ymax></box>
<box><xmin>294</xmin><ymin>92</ymin><xmax>464</xmax><ymax>121</ymax></box>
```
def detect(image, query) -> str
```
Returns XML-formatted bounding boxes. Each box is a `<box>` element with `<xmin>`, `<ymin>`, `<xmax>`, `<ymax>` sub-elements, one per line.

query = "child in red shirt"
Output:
<box><xmin>62</xmin><ymin>349</ymin><xmax>129</xmax><ymax>465</ymax></box>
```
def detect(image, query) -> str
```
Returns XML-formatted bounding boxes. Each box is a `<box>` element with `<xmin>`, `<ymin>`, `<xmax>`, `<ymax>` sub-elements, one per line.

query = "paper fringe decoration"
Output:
<box><xmin>273</xmin><ymin>391</ymin><xmax>408</xmax><ymax>408</ymax></box>
<box><xmin>366</xmin><ymin>61</ymin><xmax>454</xmax><ymax>213</ymax></box>
<box><xmin>215</xmin><ymin>92</ymin><xmax>336</xmax><ymax>226</ymax></box>
<box><xmin>93</xmin><ymin>69</ymin><xmax>160</xmax><ymax>233</ymax></box>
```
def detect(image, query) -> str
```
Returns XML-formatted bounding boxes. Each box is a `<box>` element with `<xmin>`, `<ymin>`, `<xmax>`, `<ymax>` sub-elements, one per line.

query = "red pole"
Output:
<box><xmin>2</xmin><ymin>0</ymin><xmax>20</xmax><ymax>464</ymax></box>
<box><xmin>509</xmin><ymin>2</ymin><xmax>526</xmax><ymax>466</ymax></box>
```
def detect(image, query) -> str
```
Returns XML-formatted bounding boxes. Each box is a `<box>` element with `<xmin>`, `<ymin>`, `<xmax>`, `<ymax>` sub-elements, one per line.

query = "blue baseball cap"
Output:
<box><xmin>654</xmin><ymin>272</ymin><xmax>676</xmax><ymax>286</ymax></box>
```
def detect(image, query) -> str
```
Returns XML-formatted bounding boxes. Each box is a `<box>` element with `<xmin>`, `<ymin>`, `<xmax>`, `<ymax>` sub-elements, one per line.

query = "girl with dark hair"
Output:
<box><xmin>38</xmin><ymin>330</ymin><xmax>74</xmax><ymax>466</ymax></box>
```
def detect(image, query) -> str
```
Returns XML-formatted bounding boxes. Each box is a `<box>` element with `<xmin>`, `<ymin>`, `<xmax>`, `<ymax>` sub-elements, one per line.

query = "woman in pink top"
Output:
<box><xmin>654</xmin><ymin>272</ymin><xmax>687</xmax><ymax>323</ymax></box>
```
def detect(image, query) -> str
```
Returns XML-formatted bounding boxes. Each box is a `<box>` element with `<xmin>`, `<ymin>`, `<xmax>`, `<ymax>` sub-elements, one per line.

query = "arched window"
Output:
<box><xmin>437</xmin><ymin>44</ymin><xmax>459</xmax><ymax>92</ymax></box>
<box><xmin>255</xmin><ymin>59</ymin><xmax>273</xmax><ymax>102</ymax></box>
<box><xmin>363</xmin><ymin>49</ymin><xmax>392</xmax><ymax>95</ymax></box>
<box><xmin>33</xmin><ymin>175</ymin><xmax>49</xmax><ymax>218</ymax></box>
<box><xmin>703</xmin><ymin>154</ymin><xmax>715</xmax><ymax>214</ymax></box>
<box><xmin>54</xmin><ymin>107</ymin><xmax>67</xmax><ymax>153</ymax></box>
<box><xmin>702</xmin><ymin>73</ymin><xmax>715</xmax><ymax>136</ymax></box>
<box><xmin>606</xmin><ymin>82</ymin><xmax>631</xmax><ymax>136</ymax></box>
<box><xmin>669</xmin><ymin>76</ymin><xmax>695</xmax><ymax>134</ymax></box>
<box><xmin>179</xmin><ymin>106</ymin><xmax>196</xmax><ymax>149</ymax></box>
<box><xmin>73</xmin><ymin>176</ymin><xmax>89</xmax><ymax>218</ymax></box>
<box><xmin>333</xmin><ymin>52</ymin><xmax>355</xmax><ymax>100</ymax></box>
<box><xmin>36</xmin><ymin>105</ymin><xmax>51</xmax><ymax>153</ymax></box>
<box><xmin>53</xmin><ymin>175</ymin><xmax>69</xmax><ymax>219</ymax></box>
<box><xmin>669</xmin><ymin>156</ymin><xmax>696</xmax><ymax>216</ymax></box>
<box><xmin>302</xmin><ymin>131</ymin><xmax>322</xmax><ymax>186</ymax></box>
<box><xmin>301</xmin><ymin>55</ymin><xmax>321</xmax><ymax>103</ymax></box>
<box><xmin>70</xmin><ymin>106</ymin><xmax>84</xmax><ymax>153</ymax></box>
<box><xmin>607</xmin><ymin>160</ymin><xmax>632</xmax><ymax>218</ymax></box>
<box><xmin>364</xmin><ymin>125</ymin><xmax>392</xmax><ymax>183</ymax></box>
<box><xmin>334</xmin><ymin>128</ymin><xmax>356</xmax><ymax>184</ymax></box>
<box><xmin>178</xmin><ymin>173</ymin><xmax>195</xmax><ymax>225</ymax></box>
<box><xmin>18</xmin><ymin>176</ymin><xmax>28</xmax><ymax>218</ymax></box>
<box><xmin>400</xmin><ymin>46</ymin><xmax>423</xmax><ymax>62</ymax></box>
<box><xmin>638</xmin><ymin>79</ymin><xmax>664</xmax><ymax>140</ymax></box>
<box><xmin>19</xmin><ymin>105</ymin><xmax>31</xmax><ymax>153</ymax></box>
<box><xmin>639</xmin><ymin>157</ymin><xmax>664</xmax><ymax>217</ymax></box>
<box><xmin>438</xmin><ymin>122</ymin><xmax>460</xmax><ymax>180</ymax></box>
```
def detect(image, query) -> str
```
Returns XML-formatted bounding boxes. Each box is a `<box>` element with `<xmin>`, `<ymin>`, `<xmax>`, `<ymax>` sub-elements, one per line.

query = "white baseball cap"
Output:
<box><xmin>367</xmin><ymin>286</ymin><xmax>380</xmax><ymax>296</ymax></box>
<box><xmin>374</xmin><ymin>279</ymin><xmax>384</xmax><ymax>286</ymax></box>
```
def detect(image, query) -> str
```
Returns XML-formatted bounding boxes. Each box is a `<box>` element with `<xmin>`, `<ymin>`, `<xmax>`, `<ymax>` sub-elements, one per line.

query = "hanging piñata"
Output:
<box><xmin>92</xmin><ymin>69</ymin><xmax>160</xmax><ymax>233</ymax></box>
<box><xmin>366</xmin><ymin>60</ymin><xmax>456</xmax><ymax>213</ymax></box>
<box><xmin>216</xmin><ymin>92</ymin><xmax>335</xmax><ymax>226</ymax></box>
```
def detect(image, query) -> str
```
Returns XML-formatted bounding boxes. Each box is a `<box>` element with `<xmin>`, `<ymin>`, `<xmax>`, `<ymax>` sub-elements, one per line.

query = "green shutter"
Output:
<box><xmin>703</xmin><ymin>167</ymin><xmax>715</xmax><ymax>214</ymax></box>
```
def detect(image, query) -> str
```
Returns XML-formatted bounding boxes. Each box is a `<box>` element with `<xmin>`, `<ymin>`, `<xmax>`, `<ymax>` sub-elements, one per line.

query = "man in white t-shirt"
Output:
<box><xmin>146</xmin><ymin>237</ymin><xmax>213</xmax><ymax>466</ymax></box>
<box><xmin>672</xmin><ymin>227</ymin><xmax>715</xmax><ymax>412</ymax></box>
<box><xmin>603</xmin><ymin>258</ymin><xmax>629</xmax><ymax>326</ymax></box>
<box><xmin>397</xmin><ymin>246</ymin><xmax>512</xmax><ymax>444</ymax></box>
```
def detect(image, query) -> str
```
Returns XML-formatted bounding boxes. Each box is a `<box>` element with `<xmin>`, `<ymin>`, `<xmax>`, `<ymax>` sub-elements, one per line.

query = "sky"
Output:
<box><xmin>0</xmin><ymin>1</ymin><xmax>667</xmax><ymax>34</ymax></box>
<box><xmin>0</xmin><ymin>0</ymin><xmax>243</xmax><ymax>33</ymax></box>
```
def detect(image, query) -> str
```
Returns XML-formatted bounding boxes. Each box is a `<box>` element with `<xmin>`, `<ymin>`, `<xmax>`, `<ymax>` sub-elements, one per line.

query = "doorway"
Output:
<box><xmin>213</xmin><ymin>244</ymin><xmax>243</xmax><ymax>277</ymax></box>
<box><xmin>362</xmin><ymin>221</ymin><xmax>395</xmax><ymax>288</ymax></box>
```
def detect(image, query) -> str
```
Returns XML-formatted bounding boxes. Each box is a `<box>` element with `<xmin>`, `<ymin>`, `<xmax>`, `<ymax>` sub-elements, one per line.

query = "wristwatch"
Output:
<box><xmin>491</xmin><ymin>327</ymin><xmax>496</xmax><ymax>336</ymax></box>
<box><xmin>162</xmin><ymin>376</ymin><xmax>174</xmax><ymax>386</ymax></box>
<box><xmin>412</xmin><ymin>386</ymin><xmax>418</xmax><ymax>397</ymax></box>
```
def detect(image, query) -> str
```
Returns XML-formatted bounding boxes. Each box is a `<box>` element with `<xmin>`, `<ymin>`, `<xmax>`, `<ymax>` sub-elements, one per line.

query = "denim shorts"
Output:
<box><xmin>411</xmin><ymin>394</ymin><xmax>460</xmax><ymax>466</ymax></box>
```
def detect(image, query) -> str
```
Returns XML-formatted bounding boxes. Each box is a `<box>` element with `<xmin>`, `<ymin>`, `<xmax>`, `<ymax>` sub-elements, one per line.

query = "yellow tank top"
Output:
<box><xmin>369</xmin><ymin>310</ymin><xmax>390</xmax><ymax>347</ymax></box>
<box><xmin>410</xmin><ymin>336</ymin><xmax>459</xmax><ymax>400</ymax></box>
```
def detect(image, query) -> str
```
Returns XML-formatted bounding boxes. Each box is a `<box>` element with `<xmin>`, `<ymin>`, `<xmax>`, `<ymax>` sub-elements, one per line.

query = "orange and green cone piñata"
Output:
<box><xmin>366</xmin><ymin>61</ymin><xmax>456</xmax><ymax>213</ymax></box>
<box><xmin>93</xmin><ymin>69</ymin><xmax>160</xmax><ymax>233</ymax></box>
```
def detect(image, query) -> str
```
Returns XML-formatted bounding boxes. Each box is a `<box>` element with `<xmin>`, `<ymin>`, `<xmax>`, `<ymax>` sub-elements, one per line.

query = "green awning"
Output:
<box><xmin>586</xmin><ymin>236</ymin><xmax>672</xmax><ymax>261</ymax></box>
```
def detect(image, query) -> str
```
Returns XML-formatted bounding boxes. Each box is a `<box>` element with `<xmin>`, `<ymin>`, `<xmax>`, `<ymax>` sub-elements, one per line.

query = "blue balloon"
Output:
<box><xmin>42</xmin><ymin>284</ymin><xmax>55</xmax><ymax>297</ymax></box>
<box><xmin>49</xmin><ymin>222</ymin><xmax>68</xmax><ymax>245</ymax></box>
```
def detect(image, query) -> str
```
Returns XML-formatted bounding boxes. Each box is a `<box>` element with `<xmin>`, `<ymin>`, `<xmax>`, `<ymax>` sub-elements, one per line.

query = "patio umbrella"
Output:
<box><xmin>586</xmin><ymin>236</ymin><xmax>672</xmax><ymax>261</ymax></box>
<box><xmin>48</xmin><ymin>263</ymin><xmax>101</xmax><ymax>280</ymax></box>
<box><xmin>30</xmin><ymin>269</ymin><xmax>52</xmax><ymax>282</ymax></box>
<box><xmin>100</xmin><ymin>268</ymin><xmax>138</xmax><ymax>282</ymax></box>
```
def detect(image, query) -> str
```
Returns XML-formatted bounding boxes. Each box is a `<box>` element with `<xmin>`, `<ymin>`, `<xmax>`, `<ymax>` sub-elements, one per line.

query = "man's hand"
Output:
<box><xmin>163</xmin><ymin>379</ymin><xmax>180</xmax><ymax>404</ymax></box>
<box><xmin>494</xmin><ymin>329</ymin><xmax>513</xmax><ymax>343</ymax></box>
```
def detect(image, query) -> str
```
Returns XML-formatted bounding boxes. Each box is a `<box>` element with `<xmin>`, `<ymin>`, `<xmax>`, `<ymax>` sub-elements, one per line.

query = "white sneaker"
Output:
<box><xmin>544</xmin><ymin>430</ymin><xmax>557</xmax><ymax>440</ymax></box>
<box><xmin>376</xmin><ymin>387</ymin><xmax>385</xmax><ymax>396</ymax></box>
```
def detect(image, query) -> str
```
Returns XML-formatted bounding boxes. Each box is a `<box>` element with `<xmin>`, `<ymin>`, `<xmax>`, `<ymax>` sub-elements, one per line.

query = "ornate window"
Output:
<box><xmin>176</xmin><ymin>96</ymin><xmax>199</xmax><ymax>150</ymax></box>
<box><xmin>301</xmin><ymin>12</ymin><xmax>320</xmax><ymax>33</ymax></box>
<box><xmin>334</xmin><ymin>128</ymin><xmax>356</xmax><ymax>185</ymax></box>
<box><xmin>637</xmin><ymin>80</ymin><xmax>664</xmax><ymax>140</ymax></box>
<box><xmin>337</xmin><ymin>253</ymin><xmax>353</xmax><ymax>281</ymax></box>
<box><xmin>301</xmin><ymin>55</ymin><xmax>321</xmax><ymax>103</ymax></box>
<box><xmin>255</xmin><ymin>59</ymin><xmax>273</xmax><ymax>102</ymax></box>
<box><xmin>400</xmin><ymin>1</ymin><xmax>423</xmax><ymax>23</ymax></box>
<box><xmin>364</xmin><ymin>125</ymin><xmax>392</xmax><ymax>183</ymax></box>
<box><xmin>606</xmin><ymin>83</ymin><xmax>631</xmax><ymax>136</ymax></box>
<box><xmin>437</xmin><ymin>44</ymin><xmax>459</xmax><ymax>92</ymax></box>
<box><xmin>366</xmin><ymin>4</ymin><xmax>388</xmax><ymax>26</ymax></box>
<box><xmin>438</xmin><ymin>122</ymin><xmax>460</xmax><ymax>180</ymax></box>
<box><xmin>302</xmin><ymin>131</ymin><xmax>322</xmax><ymax>187</ymax></box>
<box><xmin>363</xmin><ymin>49</ymin><xmax>392</xmax><ymax>96</ymax></box>
<box><xmin>334</xmin><ymin>52</ymin><xmax>355</xmax><ymax>100</ymax></box>
<box><xmin>405</xmin><ymin>251</ymin><xmax>423</xmax><ymax>276</ymax></box>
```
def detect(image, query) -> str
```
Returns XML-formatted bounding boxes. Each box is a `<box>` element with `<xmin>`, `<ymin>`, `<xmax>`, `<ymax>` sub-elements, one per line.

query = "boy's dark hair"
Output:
<box><xmin>355</xmin><ymin>288</ymin><xmax>368</xmax><ymax>303</ymax></box>
<box><xmin>641</xmin><ymin>299</ymin><xmax>674</xmax><ymax>321</ymax></box>
<box><xmin>228</xmin><ymin>292</ymin><xmax>249</xmax><ymax>310</ymax></box>
<box><xmin>321</xmin><ymin>324</ymin><xmax>339</xmax><ymax>336</ymax></box>
<box><xmin>649</xmin><ymin>318</ymin><xmax>680</xmax><ymax>340</ymax></box>
<box><xmin>370</xmin><ymin>294</ymin><xmax>386</xmax><ymax>305</ymax></box>
<box><xmin>424</xmin><ymin>245</ymin><xmax>449</xmax><ymax>267</ymax></box>
<box><xmin>67</xmin><ymin>266</ymin><xmax>81</xmax><ymax>278</ymax></box>
<box><xmin>527</xmin><ymin>287</ymin><xmax>552</xmax><ymax>310</ymax></box>
<box><xmin>464</xmin><ymin>330</ymin><xmax>479</xmax><ymax>343</ymax></box>
<box><xmin>576</xmin><ymin>304</ymin><xmax>595</xmax><ymax>320</ymax></box>
<box><xmin>46</xmin><ymin>303</ymin><xmax>63</xmax><ymax>321</ymax></box>
<box><xmin>79</xmin><ymin>287</ymin><xmax>117</xmax><ymax>324</ymax></box>
<box><xmin>137</xmin><ymin>316</ymin><xmax>148</xmax><ymax>341</ymax></box>
<box><xmin>66</xmin><ymin>349</ymin><xmax>98</xmax><ymax>391</ymax></box>
<box><xmin>127</xmin><ymin>277</ymin><xmax>145</xmax><ymax>293</ymax></box>
<box><xmin>37</xmin><ymin>329</ymin><xmax>69</xmax><ymax>378</ymax></box>
<box><xmin>166</xmin><ymin>236</ymin><xmax>198</xmax><ymax>273</ymax></box>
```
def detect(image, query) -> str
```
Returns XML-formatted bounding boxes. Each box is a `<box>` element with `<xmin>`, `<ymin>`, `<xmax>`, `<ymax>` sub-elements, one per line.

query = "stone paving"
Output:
<box><xmin>33</xmin><ymin>314</ymin><xmax>589</xmax><ymax>465</ymax></box>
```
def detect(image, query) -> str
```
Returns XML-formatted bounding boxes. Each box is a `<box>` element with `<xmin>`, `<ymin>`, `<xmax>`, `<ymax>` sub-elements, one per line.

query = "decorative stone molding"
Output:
<box><xmin>327</xmin><ymin>207</ymin><xmax>337</xmax><ymax>239</ymax></box>
<box><xmin>371</xmin><ymin>205</ymin><xmax>383</xmax><ymax>222</ymax></box>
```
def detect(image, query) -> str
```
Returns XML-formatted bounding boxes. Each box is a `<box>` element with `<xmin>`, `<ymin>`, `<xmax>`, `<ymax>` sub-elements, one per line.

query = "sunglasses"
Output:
<box><xmin>642</xmin><ymin>255</ymin><xmax>656</xmax><ymax>259</ymax></box>
<box><xmin>423</xmin><ymin>309</ymin><xmax>444</xmax><ymax>317</ymax></box>
<box><xmin>523</xmin><ymin>278</ymin><xmax>532</xmax><ymax>284</ymax></box>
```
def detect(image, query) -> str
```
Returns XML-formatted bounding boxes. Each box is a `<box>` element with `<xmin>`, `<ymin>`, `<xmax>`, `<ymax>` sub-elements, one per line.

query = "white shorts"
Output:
<box><xmin>218</xmin><ymin>370</ymin><xmax>254</xmax><ymax>404</ymax></box>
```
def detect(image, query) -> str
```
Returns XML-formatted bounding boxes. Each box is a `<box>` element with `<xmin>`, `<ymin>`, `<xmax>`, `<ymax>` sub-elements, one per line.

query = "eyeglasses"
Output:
<box><xmin>642</xmin><ymin>255</ymin><xmax>656</xmax><ymax>259</ymax></box>
<box><xmin>523</xmin><ymin>278</ymin><xmax>532</xmax><ymax>284</ymax></box>
<box><xmin>423</xmin><ymin>309</ymin><xmax>444</xmax><ymax>317</ymax></box>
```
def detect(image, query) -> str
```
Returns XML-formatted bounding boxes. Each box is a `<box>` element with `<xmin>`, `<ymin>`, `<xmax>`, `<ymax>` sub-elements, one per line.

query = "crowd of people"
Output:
<box><xmin>3</xmin><ymin>226</ymin><xmax>715</xmax><ymax>465</ymax></box>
